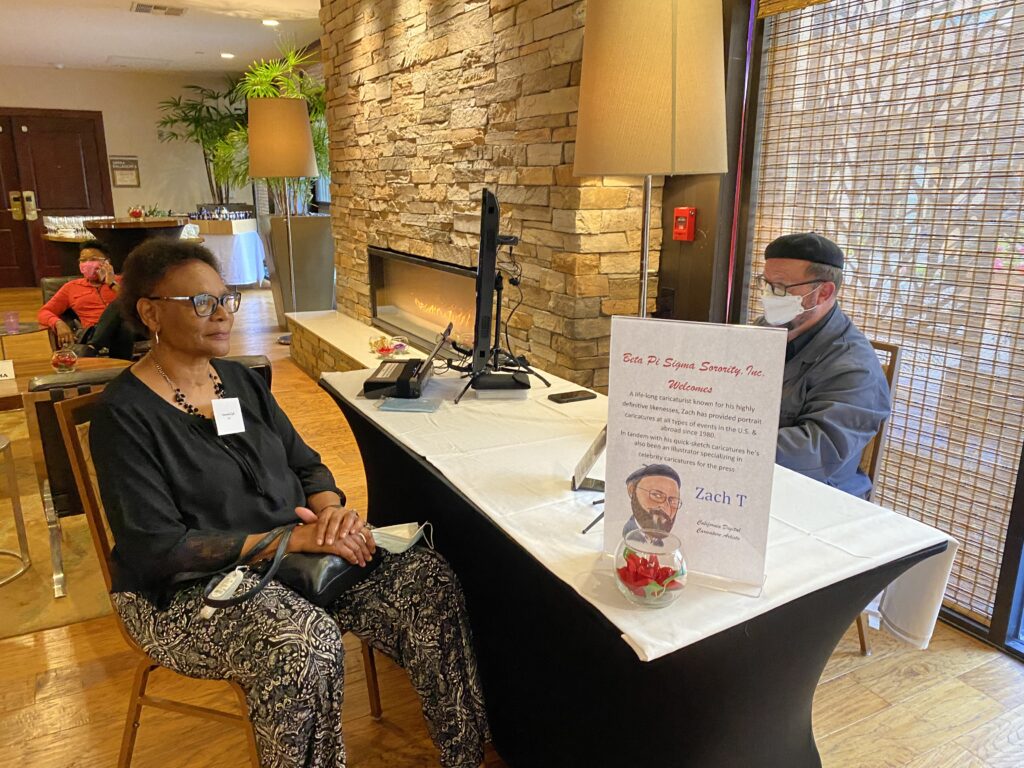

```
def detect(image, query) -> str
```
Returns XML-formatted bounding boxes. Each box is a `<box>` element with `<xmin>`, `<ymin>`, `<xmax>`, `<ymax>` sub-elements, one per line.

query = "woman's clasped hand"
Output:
<box><xmin>290</xmin><ymin>505</ymin><xmax>376</xmax><ymax>567</ymax></box>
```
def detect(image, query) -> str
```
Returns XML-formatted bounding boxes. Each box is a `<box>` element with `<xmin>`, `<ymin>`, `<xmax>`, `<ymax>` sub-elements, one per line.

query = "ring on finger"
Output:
<box><xmin>355</xmin><ymin>530</ymin><xmax>367</xmax><ymax>544</ymax></box>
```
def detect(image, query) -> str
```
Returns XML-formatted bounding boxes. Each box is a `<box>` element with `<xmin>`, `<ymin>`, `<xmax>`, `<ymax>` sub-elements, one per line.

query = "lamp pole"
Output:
<box><xmin>278</xmin><ymin>176</ymin><xmax>298</xmax><ymax>344</ymax></box>
<box><xmin>638</xmin><ymin>174</ymin><xmax>653</xmax><ymax>318</ymax></box>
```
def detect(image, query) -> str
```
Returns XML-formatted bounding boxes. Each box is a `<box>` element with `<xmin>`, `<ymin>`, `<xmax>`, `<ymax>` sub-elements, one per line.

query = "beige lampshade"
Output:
<box><xmin>247</xmin><ymin>97</ymin><xmax>319</xmax><ymax>178</ymax></box>
<box><xmin>573</xmin><ymin>0</ymin><xmax>728</xmax><ymax>177</ymax></box>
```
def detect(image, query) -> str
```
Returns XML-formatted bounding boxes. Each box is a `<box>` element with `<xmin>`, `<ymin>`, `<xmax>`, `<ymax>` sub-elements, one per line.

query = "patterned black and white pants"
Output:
<box><xmin>113</xmin><ymin>547</ymin><xmax>489</xmax><ymax>768</ymax></box>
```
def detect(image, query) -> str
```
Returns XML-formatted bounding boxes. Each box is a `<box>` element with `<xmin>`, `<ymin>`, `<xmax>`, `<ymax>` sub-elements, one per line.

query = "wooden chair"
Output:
<box><xmin>55</xmin><ymin>391</ymin><xmax>382</xmax><ymax>767</ymax></box>
<box><xmin>855</xmin><ymin>340</ymin><xmax>902</xmax><ymax>656</ymax></box>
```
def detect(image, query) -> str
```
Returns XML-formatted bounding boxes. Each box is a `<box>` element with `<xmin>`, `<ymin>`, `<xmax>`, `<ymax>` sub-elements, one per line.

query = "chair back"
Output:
<box><xmin>40</xmin><ymin>276</ymin><xmax>80</xmax><ymax>351</ymax></box>
<box><xmin>40</xmin><ymin>276</ymin><xmax>76</xmax><ymax>304</ymax></box>
<box><xmin>859</xmin><ymin>340</ymin><xmax>901</xmax><ymax>501</ymax></box>
<box><xmin>53</xmin><ymin>391</ymin><xmax>115</xmax><ymax>590</ymax></box>
<box><xmin>24</xmin><ymin>374</ymin><xmax>120</xmax><ymax>518</ymax></box>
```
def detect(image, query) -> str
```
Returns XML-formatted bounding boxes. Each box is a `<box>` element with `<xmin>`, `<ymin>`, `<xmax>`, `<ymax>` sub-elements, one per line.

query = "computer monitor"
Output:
<box><xmin>472</xmin><ymin>189</ymin><xmax>500</xmax><ymax>376</ymax></box>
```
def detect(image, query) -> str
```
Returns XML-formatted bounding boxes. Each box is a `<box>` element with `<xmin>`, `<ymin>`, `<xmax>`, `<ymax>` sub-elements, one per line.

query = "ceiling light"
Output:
<box><xmin>220</xmin><ymin>52</ymin><xmax>235</xmax><ymax>59</ymax></box>
<box><xmin>262</xmin><ymin>19</ymin><xmax>279</xmax><ymax>27</ymax></box>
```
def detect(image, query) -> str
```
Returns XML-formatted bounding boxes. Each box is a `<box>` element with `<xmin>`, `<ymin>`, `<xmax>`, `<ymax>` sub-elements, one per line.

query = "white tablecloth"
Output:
<box><xmin>321</xmin><ymin>369</ymin><xmax>957</xmax><ymax>662</ymax></box>
<box><xmin>203</xmin><ymin>231</ymin><xmax>265</xmax><ymax>286</ymax></box>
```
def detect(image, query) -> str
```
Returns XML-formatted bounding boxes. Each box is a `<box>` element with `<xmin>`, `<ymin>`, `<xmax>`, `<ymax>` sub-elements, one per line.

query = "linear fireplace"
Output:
<box><xmin>368</xmin><ymin>246</ymin><xmax>476</xmax><ymax>351</ymax></box>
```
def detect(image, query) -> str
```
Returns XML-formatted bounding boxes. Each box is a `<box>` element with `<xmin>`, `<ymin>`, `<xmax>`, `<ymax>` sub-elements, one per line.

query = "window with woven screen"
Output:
<box><xmin>748</xmin><ymin>0</ymin><xmax>1024</xmax><ymax>624</ymax></box>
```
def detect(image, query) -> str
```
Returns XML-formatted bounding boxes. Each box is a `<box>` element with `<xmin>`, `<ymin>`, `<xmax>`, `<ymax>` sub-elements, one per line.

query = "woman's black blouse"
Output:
<box><xmin>89</xmin><ymin>358</ymin><xmax>343</xmax><ymax>599</ymax></box>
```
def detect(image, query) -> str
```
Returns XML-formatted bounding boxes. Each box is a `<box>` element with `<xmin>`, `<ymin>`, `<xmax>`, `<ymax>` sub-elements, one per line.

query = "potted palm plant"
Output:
<box><xmin>157</xmin><ymin>81</ymin><xmax>245</xmax><ymax>205</ymax></box>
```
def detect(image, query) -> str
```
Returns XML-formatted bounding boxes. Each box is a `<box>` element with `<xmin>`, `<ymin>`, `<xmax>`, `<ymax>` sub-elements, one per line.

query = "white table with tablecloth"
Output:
<box><xmin>202</xmin><ymin>231</ymin><xmax>266</xmax><ymax>286</ymax></box>
<box><xmin>320</xmin><ymin>367</ymin><xmax>956</xmax><ymax>767</ymax></box>
<box><xmin>322</xmin><ymin>369</ymin><xmax>956</xmax><ymax>662</ymax></box>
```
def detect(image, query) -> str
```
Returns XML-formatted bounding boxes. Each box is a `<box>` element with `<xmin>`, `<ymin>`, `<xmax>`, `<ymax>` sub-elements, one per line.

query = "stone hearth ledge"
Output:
<box><xmin>286</xmin><ymin>310</ymin><xmax>420</xmax><ymax>381</ymax></box>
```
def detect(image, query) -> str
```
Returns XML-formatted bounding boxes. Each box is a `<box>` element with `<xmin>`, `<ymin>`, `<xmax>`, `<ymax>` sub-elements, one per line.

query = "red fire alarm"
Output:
<box><xmin>673</xmin><ymin>207</ymin><xmax>696</xmax><ymax>241</ymax></box>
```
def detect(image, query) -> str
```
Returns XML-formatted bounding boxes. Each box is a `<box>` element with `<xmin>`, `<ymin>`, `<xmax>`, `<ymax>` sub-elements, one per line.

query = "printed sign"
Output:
<box><xmin>604</xmin><ymin>317</ymin><xmax>786</xmax><ymax>586</ymax></box>
<box><xmin>110</xmin><ymin>156</ymin><xmax>140</xmax><ymax>188</ymax></box>
<box><xmin>0</xmin><ymin>360</ymin><xmax>14</xmax><ymax>380</ymax></box>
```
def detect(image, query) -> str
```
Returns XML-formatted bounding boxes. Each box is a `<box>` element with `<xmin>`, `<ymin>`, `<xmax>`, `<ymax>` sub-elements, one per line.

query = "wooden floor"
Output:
<box><xmin>1</xmin><ymin>287</ymin><xmax>1022</xmax><ymax>767</ymax></box>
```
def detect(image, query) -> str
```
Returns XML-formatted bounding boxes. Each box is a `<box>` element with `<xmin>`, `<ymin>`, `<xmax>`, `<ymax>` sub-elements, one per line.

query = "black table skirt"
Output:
<box><xmin>324</xmin><ymin>382</ymin><xmax>947</xmax><ymax>768</ymax></box>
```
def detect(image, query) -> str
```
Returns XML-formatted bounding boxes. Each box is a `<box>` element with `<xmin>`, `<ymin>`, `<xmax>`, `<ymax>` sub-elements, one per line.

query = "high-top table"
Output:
<box><xmin>84</xmin><ymin>217</ymin><xmax>188</xmax><ymax>271</ymax></box>
<box><xmin>320</xmin><ymin>369</ymin><xmax>954</xmax><ymax>768</ymax></box>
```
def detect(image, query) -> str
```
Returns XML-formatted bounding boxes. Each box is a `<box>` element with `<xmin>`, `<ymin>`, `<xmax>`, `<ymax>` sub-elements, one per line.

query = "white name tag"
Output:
<box><xmin>212</xmin><ymin>397</ymin><xmax>245</xmax><ymax>436</ymax></box>
<box><xmin>0</xmin><ymin>360</ymin><xmax>14</xmax><ymax>380</ymax></box>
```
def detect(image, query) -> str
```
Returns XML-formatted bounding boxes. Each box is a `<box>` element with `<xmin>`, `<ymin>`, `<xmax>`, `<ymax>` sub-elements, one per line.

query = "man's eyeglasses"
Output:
<box><xmin>756</xmin><ymin>275</ymin><xmax>826</xmax><ymax>297</ymax></box>
<box><xmin>636</xmin><ymin>484</ymin><xmax>681</xmax><ymax>510</ymax></box>
<box><xmin>146</xmin><ymin>291</ymin><xmax>242</xmax><ymax>317</ymax></box>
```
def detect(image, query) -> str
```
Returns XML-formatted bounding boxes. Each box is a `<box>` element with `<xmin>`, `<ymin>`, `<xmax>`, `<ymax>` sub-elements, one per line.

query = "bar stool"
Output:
<box><xmin>0</xmin><ymin>433</ymin><xmax>30</xmax><ymax>585</ymax></box>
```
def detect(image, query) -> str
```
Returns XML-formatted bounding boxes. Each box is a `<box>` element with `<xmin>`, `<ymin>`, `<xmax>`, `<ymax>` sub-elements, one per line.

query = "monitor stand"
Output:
<box><xmin>454</xmin><ymin>273</ymin><xmax>550</xmax><ymax>404</ymax></box>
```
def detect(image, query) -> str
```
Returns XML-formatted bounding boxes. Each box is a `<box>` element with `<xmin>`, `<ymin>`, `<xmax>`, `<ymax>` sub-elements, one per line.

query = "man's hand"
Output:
<box><xmin>289</xmin><ymin>506</ymin><xmax>376</xmax><ymax>566</ymax></box>
<box><xmin>54</xmin><ymin>320</ymin><xmax>75</xmax><ymax>348</ymax></box>
<box><xmin>98</xmin><ymin>262</ymin><xmax>117</xmax><ymax>288</ymax></box>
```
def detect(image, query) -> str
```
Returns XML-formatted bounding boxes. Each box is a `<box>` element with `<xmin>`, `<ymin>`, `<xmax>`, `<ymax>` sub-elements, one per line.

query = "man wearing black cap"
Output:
<box><xmin>622</xmin><ymin>464</ymin><xmax>682</xmax><ymax>536</ymax></box>
<box><xmin>758</xmin><ymin>233</ymin><xmax>890</xmax><ymax>500</ymax></box>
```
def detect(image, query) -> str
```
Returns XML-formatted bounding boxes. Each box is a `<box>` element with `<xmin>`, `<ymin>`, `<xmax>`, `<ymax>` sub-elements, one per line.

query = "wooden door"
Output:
<box><xmin>0</xmin><ymin>117</ymin><xmax>36</xmax><ymax>287</ymax></box>
<box><xmin>0</xmin><ymin>108</ymin><xmax>114</xmax><ymax>283</ymax></box>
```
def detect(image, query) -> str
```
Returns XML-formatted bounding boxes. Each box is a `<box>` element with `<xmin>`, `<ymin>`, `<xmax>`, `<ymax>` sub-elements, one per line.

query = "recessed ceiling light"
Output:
<box><xmin>262</xmin><ymin>19</ymin><xmax>279</xmax><ymax>27</ymax></box>
<box><xmin>220</xmin><ymin>52</ymin><xmax>235</xmax><ymax>59</ymax></box>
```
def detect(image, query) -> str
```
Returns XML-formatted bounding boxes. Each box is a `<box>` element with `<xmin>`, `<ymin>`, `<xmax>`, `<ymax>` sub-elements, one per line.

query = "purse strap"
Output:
<box><xmin>171</xmin><ymin>524</ymin><xmax>295</xmax><ymax>608</ymax></box>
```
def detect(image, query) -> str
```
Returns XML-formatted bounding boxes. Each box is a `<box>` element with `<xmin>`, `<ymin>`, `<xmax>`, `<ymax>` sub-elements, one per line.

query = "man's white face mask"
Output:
<box><xmin>761</xmin><ymin>285</ymin><xmax>820</xmax><ymax>327</ymax></box>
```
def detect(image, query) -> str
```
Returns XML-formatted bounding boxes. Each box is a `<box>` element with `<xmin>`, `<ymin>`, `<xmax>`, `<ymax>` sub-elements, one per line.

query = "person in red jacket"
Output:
<box><xmin>38</xmin><ymin>240</ymin><xmax>120</xmax><ymax>347</ymax></box>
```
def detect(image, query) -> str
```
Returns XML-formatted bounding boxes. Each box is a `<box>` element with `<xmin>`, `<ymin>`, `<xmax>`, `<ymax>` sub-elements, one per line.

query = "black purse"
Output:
<box><xmin>180</xmin><ymin>524</ymin><xmax>382</xmax><ymax>610</ymax></box>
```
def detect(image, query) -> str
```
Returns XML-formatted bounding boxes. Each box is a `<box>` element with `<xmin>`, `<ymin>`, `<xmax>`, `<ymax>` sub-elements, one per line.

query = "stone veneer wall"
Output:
<box><xmin>289</xmin><ymin>323</ymin><xmax>365</xmax><ymax>381</ymax></box>
<box><xmin>319</xmin><ymin>0</ymin><xmax>662</xmax><ymax>388</ymax></box>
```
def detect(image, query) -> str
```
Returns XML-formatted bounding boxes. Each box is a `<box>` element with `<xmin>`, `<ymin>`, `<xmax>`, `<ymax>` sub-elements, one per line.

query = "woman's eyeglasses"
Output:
<box><xmin>146</xmin><ymin>291</ymin><xmax>242</xmax><ymax>317</ymax></box>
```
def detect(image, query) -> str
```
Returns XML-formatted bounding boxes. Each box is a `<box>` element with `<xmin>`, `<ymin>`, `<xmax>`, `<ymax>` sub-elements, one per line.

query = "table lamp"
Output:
<box><xmin>247</xmin><ymin>97</ymin><xmax>319</xmax><ymax>342</ymax></box>
<box><xmin>573</xmin><ymin>0</ymin><xmax>729</xmax><ymax>317</ymax></box>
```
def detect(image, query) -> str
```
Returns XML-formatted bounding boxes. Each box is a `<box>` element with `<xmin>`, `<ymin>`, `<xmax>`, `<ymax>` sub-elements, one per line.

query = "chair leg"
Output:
<box><xmin>41</xmin><ymin>480</ymin><xmax>66</xmax><ymax>598</ymax></box>
<box><xmin>229</xmin><ymin>681</ymin><xmax>261</xmax><ymax>768</ymax></box>
<box><xmin>0</xmin><ymin>441</ymin><xmax>31</xmax><ymax>586</ymax></box>
<box><xmin>361</xmin><ymin>641</ymin><xmax>382</xmax><ymax>720</ymax></box>
<box><xmin>856</xmin><ymin>613</ymin><xmax>872</xmax><ymax>656</ymax></box>
<box><xmin>119</xmin><ymin>659</ymin><xmax>157</xmax><ymax>768</ymax></box>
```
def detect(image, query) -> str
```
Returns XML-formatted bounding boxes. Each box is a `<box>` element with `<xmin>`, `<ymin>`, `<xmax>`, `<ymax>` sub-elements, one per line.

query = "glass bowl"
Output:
<box><xmin>51</xmin><ymin>346</ymin><xmax>79</xmax><ymax>373</ymax></box>
<box><xmin>614</xmin><ymin>528</ymin><xmax>686</xmax><ymax>608</ymax></box>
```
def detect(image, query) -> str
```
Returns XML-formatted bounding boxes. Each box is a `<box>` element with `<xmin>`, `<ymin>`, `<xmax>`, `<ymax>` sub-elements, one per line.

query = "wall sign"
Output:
<box><xmin>604</xmin><ymin>316</ymin><xmax>786</xmax><ymax>587</ymax></box>
<box><xmin>110</xmin><ymin>156</ymin><xmax>140</xmax><ymax>187</ymax></box>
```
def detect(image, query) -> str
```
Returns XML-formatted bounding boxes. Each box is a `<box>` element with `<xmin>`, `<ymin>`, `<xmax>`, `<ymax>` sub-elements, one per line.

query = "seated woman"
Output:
<box><xmin>90</xmin><ymin>239</ymin><xmax>489</xmax><ymax>768</ymax></box>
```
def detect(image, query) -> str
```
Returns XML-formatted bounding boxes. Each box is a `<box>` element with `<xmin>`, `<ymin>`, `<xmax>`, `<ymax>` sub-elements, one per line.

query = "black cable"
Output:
<box><xmin>501</xmin><ymin>244</ymin><xmax>524</xmax><ymax>368</ymax></box>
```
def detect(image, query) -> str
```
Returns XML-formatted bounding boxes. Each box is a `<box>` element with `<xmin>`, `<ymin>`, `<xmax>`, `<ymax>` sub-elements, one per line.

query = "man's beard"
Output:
<box><xmin>631</xmin><ymin>491</ymin><xmax>674</xmax><ymax>533</ymax></box>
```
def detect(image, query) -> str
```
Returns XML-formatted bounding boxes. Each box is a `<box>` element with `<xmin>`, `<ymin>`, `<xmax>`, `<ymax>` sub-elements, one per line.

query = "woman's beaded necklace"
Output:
<box><xmin>151</xmin><ymin>357</ymin><xmax>225</xmax><ymax>417</ymax></box>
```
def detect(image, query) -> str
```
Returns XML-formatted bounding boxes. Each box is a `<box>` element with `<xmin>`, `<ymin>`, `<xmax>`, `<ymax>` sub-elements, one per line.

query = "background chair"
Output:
<box><xmin>24</xmin><ymin>356</ymin><xmax>273</xmax><ymax>598</ymax></box>
<box><xmin>40</xmin><ymin>276</ymin><xmax>80</xmax><ymax>352</ymax></box>
<box><xmin>855</xmin><ymin>339</ymin><xmax>902</xmax><ymax>656</ymax></box>
<box><xmin>55</xmin><ymin>388</ymin><xmax>382</xmax><ymax>766</ymax></box>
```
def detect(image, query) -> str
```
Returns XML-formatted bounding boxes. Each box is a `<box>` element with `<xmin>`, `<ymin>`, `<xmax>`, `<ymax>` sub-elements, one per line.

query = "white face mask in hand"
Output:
<box><xmin>372</xmin><ymin>522</ymin><xmax>434</xmax><ymax>554</ymax></box>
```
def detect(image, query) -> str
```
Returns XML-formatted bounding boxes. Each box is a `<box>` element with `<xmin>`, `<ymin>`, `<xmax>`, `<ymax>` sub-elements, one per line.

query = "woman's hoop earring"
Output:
<box><xmin>154</xmin><ymin>329</ymin><xmax>160</xmax><ymax>346</ymax></box>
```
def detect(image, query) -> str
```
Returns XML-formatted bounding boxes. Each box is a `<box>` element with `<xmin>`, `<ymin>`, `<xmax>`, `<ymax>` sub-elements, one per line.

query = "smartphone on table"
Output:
<box><xmin>548</xmin><ymin>390</ymin><xmax>597</xmax><ymax>404</ymax></box>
